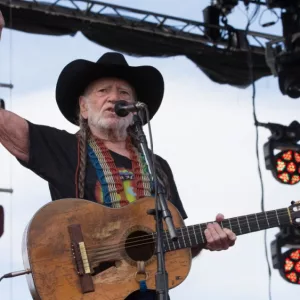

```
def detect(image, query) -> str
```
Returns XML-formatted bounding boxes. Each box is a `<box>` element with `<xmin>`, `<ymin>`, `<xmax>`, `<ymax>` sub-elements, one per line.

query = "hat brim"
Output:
<box><xmin>55</xmin><ymin>59</ymin><xmax>164</xmax><ymax>125</ymax></box>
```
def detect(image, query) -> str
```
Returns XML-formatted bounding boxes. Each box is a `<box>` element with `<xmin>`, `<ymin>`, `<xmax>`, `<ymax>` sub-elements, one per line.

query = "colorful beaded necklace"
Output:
<box><xmin>87</xmin><ymin>135</ymin><xmax>153</xmax><ymax>207</ymax></box>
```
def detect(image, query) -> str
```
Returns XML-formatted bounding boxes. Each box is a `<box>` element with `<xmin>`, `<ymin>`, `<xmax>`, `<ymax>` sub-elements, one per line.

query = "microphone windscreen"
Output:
<box><xmin>114</xmin><ymin>100</ymin><xmax>129</xmax><ymax>117</ymax></box>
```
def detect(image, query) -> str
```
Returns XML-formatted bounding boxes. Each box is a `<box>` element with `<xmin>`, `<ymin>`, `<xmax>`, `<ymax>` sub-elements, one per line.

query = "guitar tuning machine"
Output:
<box><xmin>291</xmin><ymin>201</ymin><xmax>300</xmax><ymax>212</ymax></box>
<box><xmin>291</xmin><ymin>200</ymin><xmax>300</xmax><ymax>204</ymax></box>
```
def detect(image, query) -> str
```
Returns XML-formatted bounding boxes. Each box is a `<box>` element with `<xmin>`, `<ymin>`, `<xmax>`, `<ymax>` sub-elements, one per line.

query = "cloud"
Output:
<box><xmin>1</xmin><ymin>72</ymin><xmax>300</xmax><ymax>300</ymax></box>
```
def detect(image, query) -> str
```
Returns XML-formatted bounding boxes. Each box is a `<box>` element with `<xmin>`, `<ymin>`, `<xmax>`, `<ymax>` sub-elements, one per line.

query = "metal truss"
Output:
<box><xmin>0</xmin><ymin>0</ymin><xmax>282</xmax><ymax>53</ymax></box>
<box><xmin>0</xmin><ymin>188</ymin><xmax>13</xmax><ymax>193</ymax></box>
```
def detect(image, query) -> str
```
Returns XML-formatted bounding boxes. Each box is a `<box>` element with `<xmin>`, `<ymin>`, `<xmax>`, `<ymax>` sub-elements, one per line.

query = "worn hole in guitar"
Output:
<box><xmin>92</xmin><ymin>261</ymin><xmax>116</xmax><ymax>276</ymax></box>
<box><xmin>125</xmin><ymin>230</ymin><xmax>155</xmax><ymax>262</ymax></box>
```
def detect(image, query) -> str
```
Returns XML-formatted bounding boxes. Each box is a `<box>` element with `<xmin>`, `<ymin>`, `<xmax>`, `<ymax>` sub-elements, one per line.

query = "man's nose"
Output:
<box><xmin>107</xmin><ymin>88</ymin><xmax>120</xmax><ymax>102</ymax></box>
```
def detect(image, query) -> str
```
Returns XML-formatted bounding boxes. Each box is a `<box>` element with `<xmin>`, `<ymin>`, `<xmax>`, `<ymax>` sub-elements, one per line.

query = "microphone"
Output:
<box><xmin>114</xmin><ymin>100</ymin><xmax>146</xmax><ymax>117</ymax></box>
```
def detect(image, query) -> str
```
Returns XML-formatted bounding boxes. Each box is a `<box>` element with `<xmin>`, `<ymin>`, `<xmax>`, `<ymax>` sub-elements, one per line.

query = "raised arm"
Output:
<box><xmin>0</xmin><ymin>10</ymin><xmax>4</xmax><ymax>40</ymax></box>
<box><xmin>0</xmin><ymin>12</ymin><xmax>29</xmax><ymax>162</ymax></box>
<box><xmin>0</xmin><ymin>108</ymin><xmax>29</xmax><ymax>162</ymax></box>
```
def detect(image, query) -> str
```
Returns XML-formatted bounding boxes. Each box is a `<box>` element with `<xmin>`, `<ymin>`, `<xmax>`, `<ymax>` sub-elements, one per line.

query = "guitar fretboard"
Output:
<box><xmin>159</xmin><ymin>208</ymin><xmax>291</xmax><ymax>252</ymax></box>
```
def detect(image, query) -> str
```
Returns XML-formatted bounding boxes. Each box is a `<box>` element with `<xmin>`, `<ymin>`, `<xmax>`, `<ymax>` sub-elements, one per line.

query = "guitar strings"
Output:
<box><xmin>85</xmin><ymin>208</ymin><xmax>290</xmax><ymax>252</ymax></box>
<box><xmin>87</xmin><ymin>212</ymin><xmax>285</xmax><ymax>265</ymax></box>
<box><xmin>86</xmin><ymin>210</ymin><xmax>291</xmax><ymax>262</ymax></box>
<box><xmin>44</xmin><ymin>210</ymin><xmax>292</xmax><ymax>266</ymax></box>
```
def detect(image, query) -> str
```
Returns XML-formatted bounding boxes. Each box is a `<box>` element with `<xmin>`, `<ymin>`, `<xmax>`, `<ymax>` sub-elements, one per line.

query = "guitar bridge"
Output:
<box><xmin>68</xmin><ymin>224</ymin><xmax>94</xmax><ymax>294</ymax></box>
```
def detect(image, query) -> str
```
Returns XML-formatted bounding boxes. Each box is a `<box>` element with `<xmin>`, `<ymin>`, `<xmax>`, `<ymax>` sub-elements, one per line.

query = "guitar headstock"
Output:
<box><xmin>289</xmin><ymin>201</ymin><xmax>300</xmax><ymax>227</ymax></box>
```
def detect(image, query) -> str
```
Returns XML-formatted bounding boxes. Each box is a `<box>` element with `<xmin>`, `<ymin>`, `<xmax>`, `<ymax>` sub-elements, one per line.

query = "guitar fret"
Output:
<box><xmin>199</xmin><ymin>224</ymin><xmax>204</xmax><ymax>243</ymax></box>
<box><xmin>237</xmin><ymin>217</ymin><xmax>242</xmax><ymax>234</ymax></box>
<box><xmin>227</xmin><ymin>218</ymin><xmax>241</xmax><ymax>235</ymax></box>
<box><xmin>193</xmin><ymin>225</ymin><xmax>199</xmax><ymax>244</ymax></box>
<box><xmin>185</xmin><ymin>227</ymin><xmax>192</xmax><ymax>247</ymax></box>
<box><xmin>255</xmin><ymin>214</ymin><xmax>260</xmax><ymax>230</ymax></box>
<box><xmin>236</xmin><ymin>216</ymin><xmax>249</xmax><ymax>233</ymax></box>
<box><xmin>228</xmin><ymin>218</ymin><xmax>232</xmax><ymax>230</ymax></box>
<box><xmin>246</xmin><ymin>215</ymin><xmax>251</xmax><ymax>232</ymax></box>
<box><xmin>258</xmin><ymin>212</ymin><xmax>269</xmax><ymax>229</ymax></box>
<box><xmin>176</xmin><ymin>231</ymin><xmax>181</xmax><ymax>249</ymax></box>
<box><xmin>265</xmin><ymin>212</ymin><xmax>270</xmax><ymax>227</ymax></box>
<box><xmin>181</xmin><ymin>228</ymin><xmax>187</xmax><ymax>248</ymax></box>
<box><xmin>278</xmin><ymin>208</ymin><xmax>291</xmax><ymax>225</ymax></box>
<box><xmin>246</xmin><ymin>214</ymin><xmax>259</xmax><ymax>232</ymax></box>
<box><xmin>267</xmin><ymin>210</ymin><xmax>281</xmax><ymax>227</ymax></box>
<box><xmin>275</xmin><ymin>210</ymin><xmax>280</xmax><ymax>225</ymax></box>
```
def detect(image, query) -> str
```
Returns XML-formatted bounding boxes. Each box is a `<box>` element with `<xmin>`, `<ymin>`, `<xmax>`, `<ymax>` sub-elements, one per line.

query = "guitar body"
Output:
<box><xmin>22</xmin><ymin>197</ymin><xmax>192</xmax><ymax>300</ymax></box>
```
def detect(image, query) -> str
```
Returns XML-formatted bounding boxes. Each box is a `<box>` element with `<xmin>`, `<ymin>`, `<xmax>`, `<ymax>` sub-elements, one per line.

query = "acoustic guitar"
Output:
<box><xmin>22</xmin><ymin>197</ymin><xmax>300</xmax><ymax>300</ymax></box>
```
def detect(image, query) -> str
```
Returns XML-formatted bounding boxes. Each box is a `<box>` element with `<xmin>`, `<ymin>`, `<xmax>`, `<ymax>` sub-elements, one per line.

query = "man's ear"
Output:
<box><xmin>79</xmin><ymin>96</ymin><xmax>88</xmax><ymax>119</ymax></box>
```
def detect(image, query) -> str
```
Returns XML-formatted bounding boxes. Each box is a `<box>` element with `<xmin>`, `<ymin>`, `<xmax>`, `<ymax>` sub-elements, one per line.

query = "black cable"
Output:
<box><xmin>0</xmin><ymin>270</ymin><xmax>32</xmax><ymax>282</ymax></box>
<box><xmin>244</xmin><ymin>2</ymin><xmax>272</xmax><ymax>300</ymax></box>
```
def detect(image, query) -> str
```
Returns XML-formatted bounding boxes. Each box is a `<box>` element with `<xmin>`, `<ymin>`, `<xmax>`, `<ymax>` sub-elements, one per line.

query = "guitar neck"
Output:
<box><xmin>162</xmin><ymin>207</ymin><xmax>292</xmax><ymax>252</ymax></box>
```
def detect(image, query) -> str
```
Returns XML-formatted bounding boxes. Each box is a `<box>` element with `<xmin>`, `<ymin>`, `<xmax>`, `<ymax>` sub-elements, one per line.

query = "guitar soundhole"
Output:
<box><xmin>125</xmin><ymin>230</ymin><xmax>155</xmax><ymax>261</ymax></box>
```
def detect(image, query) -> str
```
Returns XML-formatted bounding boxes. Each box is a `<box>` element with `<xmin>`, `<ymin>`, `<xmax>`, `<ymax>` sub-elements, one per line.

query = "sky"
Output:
<box><xmin>1</xmin><ymin>0</ymin><xmax>300</xmax><ymax>299</ymax></box>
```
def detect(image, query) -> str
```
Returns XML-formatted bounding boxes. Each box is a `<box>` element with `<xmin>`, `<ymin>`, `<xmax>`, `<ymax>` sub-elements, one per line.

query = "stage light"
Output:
<box><xmin>265</xmin><ymin>2</ymin><xmax>300</xmax><ymax>99</ymax></box>
<box><xmin>282</xmin><ymin>249</ymin><xmax>300</xmax><ymax>284</ymax></box>
<box><xmin>262</xmin><ymin>121</ymin><xmax>300</xmax><ymax>185</ymax></box>
<box><xmin>271</xmin><ymin>226</ymin><xmax>300</xmax><ymax>284</ymax></box>
<box><xmin>276</xmin><ymin>51</ymin><xmax>300</xmax><ymax>99</ymax></box>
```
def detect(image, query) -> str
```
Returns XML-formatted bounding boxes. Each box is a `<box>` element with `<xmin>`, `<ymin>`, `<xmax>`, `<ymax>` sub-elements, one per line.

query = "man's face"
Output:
<box><xmin>79</xmin><ymin>77</ymin><xmax>135</xmax><ymax>132</ymax></box>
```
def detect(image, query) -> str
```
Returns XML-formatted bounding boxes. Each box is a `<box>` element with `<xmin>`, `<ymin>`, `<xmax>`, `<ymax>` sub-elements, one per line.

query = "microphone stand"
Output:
<box><xmin>132</xmin><ymin>115</ymin><xmax>178</xmax><ymax>300</ymax></box>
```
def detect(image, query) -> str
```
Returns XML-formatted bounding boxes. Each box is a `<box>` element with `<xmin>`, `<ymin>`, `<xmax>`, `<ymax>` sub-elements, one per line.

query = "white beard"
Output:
<box><xmin>88</xmin><ymin>109</ymin><xmax>133</xmax><ymax>141</ymax></box>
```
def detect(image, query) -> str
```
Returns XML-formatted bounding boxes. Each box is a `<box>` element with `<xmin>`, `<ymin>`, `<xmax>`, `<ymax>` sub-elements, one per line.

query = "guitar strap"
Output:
<box><xmin>136</xmin><ymin>261</ymin><xmax>148</xmax><ymax>292</ymax></box>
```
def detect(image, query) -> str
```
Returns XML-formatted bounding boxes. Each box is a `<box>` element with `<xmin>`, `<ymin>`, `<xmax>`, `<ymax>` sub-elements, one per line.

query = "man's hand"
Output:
<box><xmin>0</xmin><ymin>10</ymin><xmax>5</xmax><ymax>40</ymax></box>
<box><xmin>204</xmin><ymin>213</ymin><xmax>236</xmax><ymax>251</ymax></box>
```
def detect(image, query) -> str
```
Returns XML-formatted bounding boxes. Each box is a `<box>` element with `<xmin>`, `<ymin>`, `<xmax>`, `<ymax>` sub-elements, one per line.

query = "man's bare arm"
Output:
<box><xmin>0</xmin><ymin>109</ymin><xmax>29</xmax><ymax>162</ymax></box>
<box><xmin>0</xmin><ymin>10</ymin><xmax>4</xmax><ymax>40</ymax></box>
<box><xmin>0</xmin><ymin>13</ymin><xmax>29</xmax><ymax>162</ymax></box>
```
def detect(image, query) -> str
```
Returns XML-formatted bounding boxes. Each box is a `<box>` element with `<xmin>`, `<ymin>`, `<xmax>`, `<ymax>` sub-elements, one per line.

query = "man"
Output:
<box><xmin>0</xmin><ymin>12</ymin><xmax>236</xmax><ymax>300</ymax></box>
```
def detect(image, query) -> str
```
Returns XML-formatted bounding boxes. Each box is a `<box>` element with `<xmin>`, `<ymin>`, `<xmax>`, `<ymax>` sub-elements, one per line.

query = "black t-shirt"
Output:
<box><xmin>18</xmin><ymin>121</ymin><xmax>187</xmax><ymax>220</ymax></box>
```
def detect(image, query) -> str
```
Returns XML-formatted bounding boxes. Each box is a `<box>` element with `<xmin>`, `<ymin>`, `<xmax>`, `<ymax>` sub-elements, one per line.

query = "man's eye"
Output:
<box><xmin>121</xmin><ymin>90</ymin><xmax>129</xmax><ymax>95</ymax></box>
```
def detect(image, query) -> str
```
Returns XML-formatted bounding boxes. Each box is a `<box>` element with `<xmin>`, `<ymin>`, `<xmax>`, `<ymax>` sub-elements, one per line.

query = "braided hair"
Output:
<box><xmin>76</xmin><ymin>115</ymin><xmax>88</xmax><ymax>198</ymax></box>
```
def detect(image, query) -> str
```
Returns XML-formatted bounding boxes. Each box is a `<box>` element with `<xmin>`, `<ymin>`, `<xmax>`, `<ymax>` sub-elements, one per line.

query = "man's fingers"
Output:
<box><xmin>215</xmin><ymin>213</ymin><xmax>224</xmax><ymax>223</ymax></box>
<box><xmin>223</xmin><ymin>228</ymin><xmax>237</xmax><ymax>246</ymax></box>
<box><xmin>205</xmin><ymin>223</ymin><xmax>223</xmax><ymax>250</ymax></box>
<box><xmin>212</xmin><ymin>222</ymin><xmax>229</xmax><ymax>249</ymax></box>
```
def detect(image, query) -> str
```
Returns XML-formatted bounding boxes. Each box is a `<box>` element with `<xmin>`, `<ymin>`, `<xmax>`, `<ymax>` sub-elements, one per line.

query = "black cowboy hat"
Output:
<box><xmin>55</xmin><ymin>52</ymin><xmax>164</xmax><ymax>125</ymax></box>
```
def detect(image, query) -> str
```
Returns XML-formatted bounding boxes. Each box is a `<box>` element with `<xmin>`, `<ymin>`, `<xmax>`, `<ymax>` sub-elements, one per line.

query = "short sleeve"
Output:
<box><xmin>155</xmin><ymin>155</ymin><xmax>188</xmax><ymax>220</ymax></box>
<box><xmin>17</xmin><ymin>121</ymin><xmax>78</xmax><ymax>188</ymax></box>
